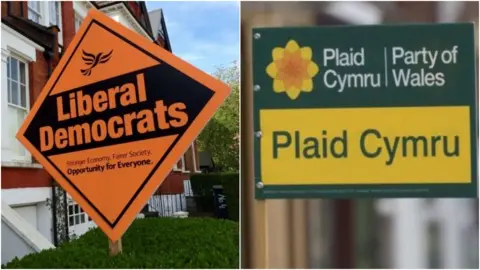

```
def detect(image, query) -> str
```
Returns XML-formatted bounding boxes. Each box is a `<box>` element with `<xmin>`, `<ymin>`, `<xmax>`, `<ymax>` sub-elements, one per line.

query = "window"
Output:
<box><xmin>27</xmin><ymin>1</ymin><xmax>63</xmax><ymax>44</ymax></box>
<box><xmin>49</xmin><ymin>1</ymin><xmax>60</xmax><ymax>26</ymax></box>
<box><xmin>75</xmin><ymin>14</ymin><xmax>83</xmax><ymax>32</ymax></box>
<box><xmin>191</xmin><ymin>142</ymin><xmax>200</xmax><ymax>172</ymax></box>
<box><xmin>173</xmin><ymin>155</ymin><xmax>186</xmax><ymax>171</ymax></box>
<box><xmin>68</xmin><ymin>202</ymin><xmax>88</xmax><ymax>226</ymax></box>
<box><xmin>28</xmin><ymin>1</ymin><xmax>42</xmax><ymax>23</ymax></box>
<box><xmin>157</xmin><ymin>21</ymin><xmax>165</xmax><ymax>39</ymax></box>
<box><xmin>7</xmin><ymin>57</ymin><xmax>27</xmax><ymax>108</ymax></box>
<box><xmin>6</xmin><ymin>56</ymin><xmax>29</xmax><ymax>158</ymax></box>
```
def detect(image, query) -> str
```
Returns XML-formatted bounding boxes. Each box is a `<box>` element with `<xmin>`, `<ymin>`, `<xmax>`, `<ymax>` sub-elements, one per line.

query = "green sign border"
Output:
<box><xmin>252</xmin><ymin>23</ymin><xmax>478</xmax><ymax>199</ymax></box>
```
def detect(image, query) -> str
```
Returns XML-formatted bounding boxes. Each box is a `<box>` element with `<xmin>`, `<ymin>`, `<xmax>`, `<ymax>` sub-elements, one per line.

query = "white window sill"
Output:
<box><xmin>2</xmin><ymin>161</ymin><xmax>43</xmax><ymax>169</ymax></box>
<box><xmin>172</xmin><ymin>169</ymin><xmax>192</xmax><ymax>174</ymax></box>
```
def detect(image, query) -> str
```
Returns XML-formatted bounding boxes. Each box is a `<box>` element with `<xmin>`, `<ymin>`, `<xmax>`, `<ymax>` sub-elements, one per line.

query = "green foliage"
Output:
<box><xmin>197</xmin><ymin>62</ymin><xmax>239</xmax><ymax>172</ymax></box>
<box><xmin>190</xmin><ymin>173</ymin><xmax>239</xmax><ymax>222</ymax></box>
<box><xmin>45</xmin><ymin>184</ymin><xmax>69</xmax><ymax>246</ymax></box>
<box><xmin>3</xmin><ymin>218</ymin><xmax>239</xmax><ymax>269</ymax></box>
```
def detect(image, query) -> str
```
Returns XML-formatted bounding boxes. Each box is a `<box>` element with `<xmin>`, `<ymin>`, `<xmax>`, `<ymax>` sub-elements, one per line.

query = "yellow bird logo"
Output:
<box><xmin>80</xmin><ymin>49</ymin><xmax>113</xmax><ymax>76</ymax></box>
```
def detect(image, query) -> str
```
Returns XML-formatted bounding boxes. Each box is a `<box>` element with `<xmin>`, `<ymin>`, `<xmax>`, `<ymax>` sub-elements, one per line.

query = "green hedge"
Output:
<box><xmin>3</xmin><ymin>218</ymin><xmax>239</xmax><ymax>269</ymax></box>
<box><xmin>190</xmin><ymin>173</ymin><xmax>239</xmax><ymax>222</ymax></box>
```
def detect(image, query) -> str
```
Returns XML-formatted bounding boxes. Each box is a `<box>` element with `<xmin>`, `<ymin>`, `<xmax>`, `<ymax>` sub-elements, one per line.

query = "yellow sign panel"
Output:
<box><xmin>260</xmin><ymin>106</ymin><xmax>471</xmax><ymax>185</ymax></box>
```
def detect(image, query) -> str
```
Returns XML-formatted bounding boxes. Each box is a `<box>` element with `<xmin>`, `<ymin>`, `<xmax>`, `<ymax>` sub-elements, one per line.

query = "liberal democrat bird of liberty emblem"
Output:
<box><xmin>80</xmin><ymin>49</ymin><xmax>113</xmax><ymax>76</ymax></box>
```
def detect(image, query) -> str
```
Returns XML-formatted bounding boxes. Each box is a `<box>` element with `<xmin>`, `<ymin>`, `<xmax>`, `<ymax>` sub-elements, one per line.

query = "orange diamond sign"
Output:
<box><xmin>16</xmin><ymin>9</ymin><xmax>231</xmax><ymax>241</ymax></box>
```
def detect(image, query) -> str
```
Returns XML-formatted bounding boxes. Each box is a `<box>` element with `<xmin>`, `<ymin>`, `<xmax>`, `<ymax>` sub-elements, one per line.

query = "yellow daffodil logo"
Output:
<box><xmin>266</xmin><ymin>40</ymin><xmax>319</xmax><ymax>100</ymax></box>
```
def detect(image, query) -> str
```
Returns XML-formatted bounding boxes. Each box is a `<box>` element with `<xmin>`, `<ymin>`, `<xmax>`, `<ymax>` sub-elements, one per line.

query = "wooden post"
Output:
<box><xmin>241</xmin><ymin>2</ymin><xmax>316</xmax><ymax>268</ymax></box>
<box><xmin>108</xmin><ymin>238</ymin><xmax>122</xmax><ymax>256</ymax></box>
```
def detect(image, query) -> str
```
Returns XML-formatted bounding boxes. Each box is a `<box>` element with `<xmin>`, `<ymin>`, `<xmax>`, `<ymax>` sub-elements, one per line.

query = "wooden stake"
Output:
<box><xmin>242</xmin><ymin>3</ymin><xmax>313</xmax><ymax>269</ymax></box>
<box><xmin>108</xmin><ymin>238</ymin><xmax>122</xmax><ymax>256</ymax></box>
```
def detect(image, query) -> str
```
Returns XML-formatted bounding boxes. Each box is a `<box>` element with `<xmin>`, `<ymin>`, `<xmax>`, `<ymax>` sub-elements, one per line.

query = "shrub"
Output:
<box><xmin>190</xmin><ymin>173</ymin><xmax>239</xmax><ymax>222</ymax></box>
<box><xmin>3</xmin><ymin>218</ymin><xmax>239</xmax><ymax>269</ymax></box>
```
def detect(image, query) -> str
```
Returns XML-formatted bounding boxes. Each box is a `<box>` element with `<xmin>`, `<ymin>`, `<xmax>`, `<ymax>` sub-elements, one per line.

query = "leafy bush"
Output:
<box><xmin>190</xmin><ymin>173</ymin><xmax>239</xmax><ymax>222</ymax></box>
<box><xmin>3</xmin><ymin>218</ymin><xmax>239</xmax><ymax>269</ymax></box>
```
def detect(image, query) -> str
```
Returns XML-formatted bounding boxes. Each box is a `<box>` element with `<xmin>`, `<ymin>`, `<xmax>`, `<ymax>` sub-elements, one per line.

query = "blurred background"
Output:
<box><xmin>241</xmin><ymin>1</ymin><xmax>479</xmax><ymax>269</ymax></box>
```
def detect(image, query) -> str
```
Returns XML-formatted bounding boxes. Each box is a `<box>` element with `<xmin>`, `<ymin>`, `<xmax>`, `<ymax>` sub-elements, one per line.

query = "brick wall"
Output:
<box><xmin>21</xmin><ymin>0</ymin><xmax>27</xmax><ymax>18</ymax></box>
<box><xmin>1</xmin><ymin>1</ymin><xmax>24</xmax><ymax>18</ymax></box>
<box><xmin>127</xmin><ymin>2</ymin><xmax>141</xmax><ymax>18</ymax></box>
<box><xmin>155</xmin><ymin>172</ymin><xmax>188</xmax><ymax>194</ymax></box>
<box><xmin>1</xmin><ymin>2</ymin><xmax>7</xmax><ymax>18</ymax></box>
<box><xmin>2</xmin><ymin>167</ymin><xmax>52</xmax><ymax>189</ymax></box>
<box><xmin>61</xmin><ymin>1</ymin><xmax>75</xmax><ymax>49</ymax></box>
<box><xmin>156</xmin><ymin>36</ymin><xmax>166</xmax><ymax>48</ymax></box>
<box><xmin>385</xmin><ymin>2</ymin><xmax>436</xmax><ymax>23</ymax></box>
<box><xmin>29</xmin><ymin>51</ymin><xmax>49</xmax><ymax>106</ymax></box>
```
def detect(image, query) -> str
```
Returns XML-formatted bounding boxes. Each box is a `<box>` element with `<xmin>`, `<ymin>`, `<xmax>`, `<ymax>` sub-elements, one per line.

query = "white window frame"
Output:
<box><xmin>173</xmin><ymin>155</ymin><xmax>186</xmax><ymax>172</ymax></box>
<box><xmin>7</xmin><ymin>55</ymin><xmax>29</xmax><ymax>110</ymax></box>
<box><xmin>74</xmin><ymin>13</ymin><xmax>83</xmax><ymax>33</ymax></box>
<box><xmin>182</xmin><ymin>152</ymin><xmax>190</xmax><ymax>173</ymax></box>
<box><xmin>157</xmin><ymin>20</ymin><xmax>165</xmax><ymax>40</ymax></box>
<box><xmin>48</xmin><ymin>2</ymin><xmax>60</xmax><ymax>27</ymax></box>
<box><xmin>191</xmin><ymin>142</ymin><xmax>202</xmax><ymax>173</ymax></box>
<box><xmin>173</xmin><ymin>143</ymin><xmax>201</xmax><ymax>173</ymax></box>
<box><xmin>67</xmin><ymin>201</ymin><xmax>89</xmax><ymax>226</ymax></box>
<box><xmin>27</xmin><ymin>1</ymin><xmax>42</xmax><ymax>24</ymax></box>
<box><xmin>27</xmin><ymin>1</ymin><xmax>63</xmax><ymax>45</ymax></box>
<box><xmin>73</xmin><ymin>1</ymin><xmax>90</xmax><ymax>19</ymax></box>
<box><xmin>3</xmin><ymin>52</ymin><xmax>32</xmax><ymax>163</ymax></box>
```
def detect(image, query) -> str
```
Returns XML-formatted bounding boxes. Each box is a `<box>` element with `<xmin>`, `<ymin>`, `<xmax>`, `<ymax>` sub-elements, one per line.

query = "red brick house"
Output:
<box><xmin>1</xmin><ymin>1</ymin><xmax>201</xmax><ymax>255</ymax></box>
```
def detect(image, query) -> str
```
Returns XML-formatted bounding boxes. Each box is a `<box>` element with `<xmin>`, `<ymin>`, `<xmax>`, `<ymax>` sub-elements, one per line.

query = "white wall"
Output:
<box><xmin>109</xmin><ymin>11</ymin><xmax>135</xmax><ymax>31</ymax></box>
<box><xmin>437</xmin><ymin>199</ymin><xmax>478</xmax><ymax>268</ymax></box>
<box><xmin>3</xmin><ymin>188</ymin><xmax>53</xmax><ymax>242</ymax></box>
<box><xmin>1</xmin><ymin>221</ymin><xmax>36</xmax><ymax>265</ymax></box>
<box><xmin>376</xmin><ymin>199</ymin><xmax>478</xmax><ymax>269</ymax></box>
<box><xmin>36</xmin><ymin>202</ymin><xmax>53</xmax><ymax>242</ymax></box>
<box><xmin>1</xmin><ymin>201</ymin><xmax>55</xmax><ymax>265</ymax></box>
<box><xmin>390</xmin><ymin>199</ymin><xmax>428</xmax><ymax>269</ymax></box>
<box><xmin>13</xmin><ymin>206</ymin><xmax>38</xmax><ymax>230</ymax></box>
<box><xmin>12</xmin><ymin>203</ymin><xmax>53</xmax><ymax>242</ymax></box>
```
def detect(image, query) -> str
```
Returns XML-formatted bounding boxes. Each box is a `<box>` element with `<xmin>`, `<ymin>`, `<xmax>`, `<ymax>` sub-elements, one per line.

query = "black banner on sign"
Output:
<box><xmin>24</xmin><ymin>64</ymin><xmax>214</xmax><ymax>157</ymax></box>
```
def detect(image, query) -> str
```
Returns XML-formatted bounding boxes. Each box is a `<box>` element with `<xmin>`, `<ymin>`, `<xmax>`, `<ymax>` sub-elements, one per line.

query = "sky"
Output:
<box><xmin>146</xmin><ymin>1</ymin><xmax>240</xmax><ymax>75</ymax></box>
